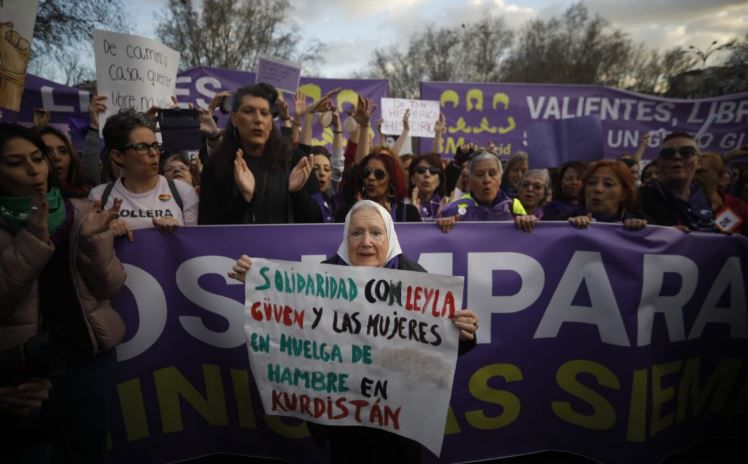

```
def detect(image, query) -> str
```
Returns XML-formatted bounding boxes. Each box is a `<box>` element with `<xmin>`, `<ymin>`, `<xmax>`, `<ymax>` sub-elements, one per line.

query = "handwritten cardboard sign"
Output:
<box><xmin>93</xmin><ymin>30</ymin><xmax>180</xmax><ymax>132</ymax></box>
<box><xmin>256</xmin><ymin>54</ymin><xmax>301</xmax><ymax>94</ymax></box>
<box><xmin>244</xmin><ymin>258</ymin><xmax>464</xmax><ymax>456</ymax></box>
<box><xmin>380</xmin><ymin>97</ymin><xmax>440</xmax><ymax>138</ymax></box>
<box><xmin>0</xmin><ymin>0</ymin><xmax>39</xmax><ymax>111</ymax></box>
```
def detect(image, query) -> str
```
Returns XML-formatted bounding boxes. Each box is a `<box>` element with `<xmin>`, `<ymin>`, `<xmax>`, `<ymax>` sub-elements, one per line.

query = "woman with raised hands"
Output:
<box><xmin>0</xmin><ymin>123</ymin><xmax>126</xmax><ymax>462</ymax></box>
<box><xmin>228</xmin><ymin>199</ymin><xmax>478</xmax><ymax>463</ymax></box>
<box><xmin>198</xmin><ymin>83</ymin><xmax>320</xmax><ymax>225</ymax></box>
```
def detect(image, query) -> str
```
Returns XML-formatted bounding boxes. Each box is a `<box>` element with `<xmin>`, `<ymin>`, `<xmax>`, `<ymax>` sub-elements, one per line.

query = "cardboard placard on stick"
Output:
<box><xmin>93</xmin><ymin>30</ymin><xmax>180</xmax><ymax>133</ymax></box>
<box><xmin>256</xmin><ymin>54</ymin><xmax>301</xmax><ymax>94</ymax></box>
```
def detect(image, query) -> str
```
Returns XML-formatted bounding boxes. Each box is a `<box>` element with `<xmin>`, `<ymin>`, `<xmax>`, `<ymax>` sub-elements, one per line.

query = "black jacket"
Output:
<box><xmin>198</xmin><ymin>148</ymin><xmax>321</xmax><ymax>225</ymax></box>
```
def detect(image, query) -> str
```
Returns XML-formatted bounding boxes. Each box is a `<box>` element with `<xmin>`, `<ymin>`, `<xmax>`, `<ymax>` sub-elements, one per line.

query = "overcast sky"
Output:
<box><xmin>130</xmin><ymin>0</ymin><xmax>747</xmax><ymax>77</ymax></box>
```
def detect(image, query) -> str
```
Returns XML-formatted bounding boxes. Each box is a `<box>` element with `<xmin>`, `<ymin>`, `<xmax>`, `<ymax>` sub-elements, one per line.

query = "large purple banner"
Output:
<box><xmin>419</xmin><ymin>82</ymin><xmax>748</xmax><ymax>161</ymax></box>
<box><xmin>107</xmin><ymin>223</ymin><xmax>748</xmax><ymax>464</ymax></box>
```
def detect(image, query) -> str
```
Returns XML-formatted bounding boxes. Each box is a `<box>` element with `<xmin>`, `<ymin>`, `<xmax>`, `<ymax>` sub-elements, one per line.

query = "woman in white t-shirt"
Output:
<box><xmin>89</xmin><ymin>109</ymin><xmax>199</xmax><ymax>241</ymax></box>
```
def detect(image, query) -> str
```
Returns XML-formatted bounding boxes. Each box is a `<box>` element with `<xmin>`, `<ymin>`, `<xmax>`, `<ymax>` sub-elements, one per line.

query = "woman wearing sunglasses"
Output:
<box><xmin>335</xmin><ymin>152</ymin><xmax>421</xmax><ymax>222</ymax></box>
<box><xmin>408</xmin><ymin>153</ymin><xmax>447</xmax><ymax>221</ymax></box>
<box><xmin>637</xmin><ymin>132</ymin><xmax>715</xmax><ymax>232</ymax></box>
<box><xmin>88</xmin><ymin>109</ymin><xmax>200</xmax><ymax>242</ymax></box>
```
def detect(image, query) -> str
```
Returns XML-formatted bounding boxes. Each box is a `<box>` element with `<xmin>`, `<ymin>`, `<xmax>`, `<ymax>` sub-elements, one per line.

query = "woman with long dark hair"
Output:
<box><xmin>34</xmin><ymin>126</ymin><xmax>89</xmax><ymax>198</ymax></box>
<box><xmin>0</xmin><ymin>123</ymin><xmax>125</xmax><ymax>462</ymax></box>
<box><xmin>198</xmin><ymin>83</ymin><xmax>319</xmax><ymax>224</ymax></box>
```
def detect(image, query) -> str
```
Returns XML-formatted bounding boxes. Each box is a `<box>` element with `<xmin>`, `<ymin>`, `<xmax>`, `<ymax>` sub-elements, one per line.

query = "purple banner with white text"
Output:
<box><xmin>107</xmin><ymin>222</ymin><xmax>748</xmax><ymax>464</ymax></box>
<box><xmin>176</xmin><ymin>66</ymin><xmax>388</xmax><ymax>150</ymax></box>
<box><xmin>419</xmin><ymin>81</ymin><xmax>748</xmax><ymax>162</ymax></box>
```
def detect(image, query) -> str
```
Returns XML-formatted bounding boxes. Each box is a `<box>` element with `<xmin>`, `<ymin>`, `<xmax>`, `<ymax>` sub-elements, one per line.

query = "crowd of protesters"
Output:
<box><xmin>2</xmin><ymin>81</ymin><xmax>748</xmax><ymax>463</ymax></box>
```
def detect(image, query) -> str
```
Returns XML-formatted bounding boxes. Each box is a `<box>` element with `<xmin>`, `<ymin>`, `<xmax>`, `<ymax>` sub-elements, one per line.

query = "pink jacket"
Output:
<box><xmin>0</xmin><ymin>199</ymin><xmax>126</xmax><ymax>357</ymax></box>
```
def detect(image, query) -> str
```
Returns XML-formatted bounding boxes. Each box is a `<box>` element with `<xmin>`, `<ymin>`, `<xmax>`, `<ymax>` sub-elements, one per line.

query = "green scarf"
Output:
<box><xmin>0</xmin><ymin>187</ymin><xmax>66</xmax><ymax>235</ymax></box>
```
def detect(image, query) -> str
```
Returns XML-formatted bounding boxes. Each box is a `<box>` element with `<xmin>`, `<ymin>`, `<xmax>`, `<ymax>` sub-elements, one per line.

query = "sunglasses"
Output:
<box><xmin>360</xmin><ymin>167</ymin><xmax>387</xmax><ymax>180</ymax></box>
<box><xmin>659</xmin><ymin>146</ymin><xmax>698</xmax><ymax>160</ymax></box>
<box><xmin>414</xmin><ymin>166</ymin><xmax>440</xmax><ymax>175</ymax></box>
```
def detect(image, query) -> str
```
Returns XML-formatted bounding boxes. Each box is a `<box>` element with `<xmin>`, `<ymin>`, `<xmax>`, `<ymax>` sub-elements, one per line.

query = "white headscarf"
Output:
<box><xmin>336</xmin><ymin>200</ymin><xmax>403</xmax><ymax>266</ymax></box>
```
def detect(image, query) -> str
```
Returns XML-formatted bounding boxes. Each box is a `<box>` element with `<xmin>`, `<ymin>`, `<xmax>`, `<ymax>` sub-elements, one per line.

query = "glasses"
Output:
<box><xmin>659</xmin><ymin>146</ymin><xmax>697</xmax><ymax>160</ymax></box>
<box><xmin>123</xmin><ymin>142</ymin><xmax>163</xmax><ymax>156</ymax></box>
<box><xmin>519</xmin><ymin>181</ymin><xmax>544</xmax><ymax>190</ymax></box>
<box><xmin>360</xmin><ymin>167</ymin><xmax>387</xmax><ymax>180</ymax></box>
<box><xmin>414</xmin><ymin>166</ymin><xmax>440</xmax><ymax>175</ymax></box>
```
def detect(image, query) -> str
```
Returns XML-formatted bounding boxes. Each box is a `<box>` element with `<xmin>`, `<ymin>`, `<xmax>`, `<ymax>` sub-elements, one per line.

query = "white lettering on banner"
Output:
<box><xmin>534</xmin><ymin>251</ymin><xmax>630</xmax><ymax>346</ymax></box>
<box><xmin>113</xmin><ymin>251</ymin><xmax>746</xmax><ymax>359</ymax></box>
<box><xmin>174</xmin><ymin>76</ymin><xmax>192</xmax><ymax>104</ymax></box>
<box><xmin>636</xmin><ymin>255</ymin><xmax>698</xmax><ymax>346</ymax></box>
<box><xmin>41</xmin><ymin>86</ymin><xmax>74</xmax><ymax>112</ymax></box>
<box><xmin>116</xmin><ymin>264</ymin><xmax>168</xmax><ymax>362</ymax></box>
<box><xmin>196</xmin><ymin>77</ymin><xmax>223</xmax><ymax>109</ymax></box>
<box><xmin>467</xmin><ymin>252</ymin><xmax>545</xmax><ymax>343</ymax></box>
<box><xmin>525</xmin><ymin>96</ymin><xmax>675</xmax><ymax>123</ymax></box>
<box><xmin>176</xmin><ymin>256</ymin><xmax>246</xmax><ymax>348</ymax></box>
<box><xmin>689</xmin><ymin>257</ymin><xmax>748</xmax><ymax>339</ymax></box>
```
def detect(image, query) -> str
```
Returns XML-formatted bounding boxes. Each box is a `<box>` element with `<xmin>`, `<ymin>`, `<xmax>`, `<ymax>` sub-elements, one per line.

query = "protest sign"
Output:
<box><xmin>0</xmin><ymin>0</ymin><xmax>39</xmax><ymax>111</ymax></box>
<box><xmin>93</xmin><ymin>30</ymin><xmax>180</xmax><ymax>132</ymax></box>
<box><xmin>526</xmin><ymin>115</ymin><xmax>604</xmax><ymax>168</ymax></box>
<box><xmin>244</xmin><ymin>258</ymin><xmax>463</xmax><ymax>456</ymax></box>
<box><xmin>256</xmin><ymin>54</ymin><xmax>301</xmax><ymax>94</ymax></box>
<box><xmin>381</xmin><ymin>97</ymin><xmax>440</xmax><ymax>138</ymax></box>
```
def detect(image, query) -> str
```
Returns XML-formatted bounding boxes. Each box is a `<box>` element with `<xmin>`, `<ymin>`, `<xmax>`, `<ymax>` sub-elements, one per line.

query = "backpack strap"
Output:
<box><xmin>166</xmin><ymin>178</ymin><xmax>184</xmax><ymax>213</ymax></box>
<box><xmin>100</xmin><ymin>181</ymin><xmax>116</xmax><ymax>207</ymax></box>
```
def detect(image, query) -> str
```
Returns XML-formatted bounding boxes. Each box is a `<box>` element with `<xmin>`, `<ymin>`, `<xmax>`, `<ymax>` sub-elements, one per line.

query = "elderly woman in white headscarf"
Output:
<box><xmin>230</xmin><ymin>200</ymin><xmax>478</xmax><ymax>338</ymax></box>
<box><xmin>229</xmin><ymin>199</ymin><xmax>478</xmax><ymax>463</ymax></box>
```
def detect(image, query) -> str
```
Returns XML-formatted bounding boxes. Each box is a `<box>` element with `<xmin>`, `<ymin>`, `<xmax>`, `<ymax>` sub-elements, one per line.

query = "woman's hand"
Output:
<box><xmin>26</xmin><ymin>192</ymin><xmax>49</xmax><ymax>243</ymax></box>
<box><xmin>110</xmin><ymin>218</ymin><xmax>134</xmax><ymax>242</ymax></box>
<box><xmin>89</xmin><ymin>95</ymin><xmax>108</xmax><ymax>130</ymax></box>
<box><xmin>288</xmin><ymin>155</ymin><xmax>313</xmax><ymax>193</ymax></box>
<box><xmin>401</xmin><ymin>108</ymin><xmax>410</xmax><ymax>132</ymax></box>
<box><xmin>153</xmin><ymin>216</ymin><xmax>180</xmax><ymax>234</ymax></box>
<box><xmin>197</xmin><ymin>107</ymin><xmax>220</xmax><ymax>139</ymax></box>
<box><xmin>234</xmin><ymin>148</ymin><xmax>256</xmax><ymax>202</ymax></box>
<box><xmin>228</xmin><ymin>255</ymin><xmax>252</xmax><ymax>282</ymax></box>
<box><xmin>353</xmin><ymin>96</ymin><xmax>376</xmax><ymax>126</ymax></box>
<box><xmin>0</xmin><ymin>379</ymin><xmax>52</xmax><ymax>416</ymax></box>
<box><xmin>410</xmin><ymin>186</ymin><xmax>420</xmax><ymax>209</ymax></box>
<box><xmin>80</xmin><ymin>198</ymin><xmax>122</xmax><ymax>237</ymax></box>
<box><xmin>452</xmin><ymin>309</ymin><xmax>479</xmax><ymax>341</ymax></box>
<box><xmin>623</xmin><ymin>218</ymin><xmax>647</xmax><ymax>230</ymax></box>
<box><xmin>513</xmin><ymin>214</ymin><xmax>538</xmax><ymax>233</ymax></box>
<box><xmin>568</xmin><ymin>214</ymin><xmax>592</xmax><ymax>229</ymax></box>
<box><xmin>436</xmin><ymin>215</ymin><xmax>457</xmax><ymax>233</ymax></box>
<box><xmin>293</xmin><ymin>90</ymin><xmax>308</xmax><ymax>120</ymax></box>
<box><xmin>276</xmin><ymin>96</ymin><xmax>290</xmax><ymax>121</ymax></box>
<box><xmin>33</xmin><ymin>108</ymin><xmax>51</xmax><ymax>128</ymax></box>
